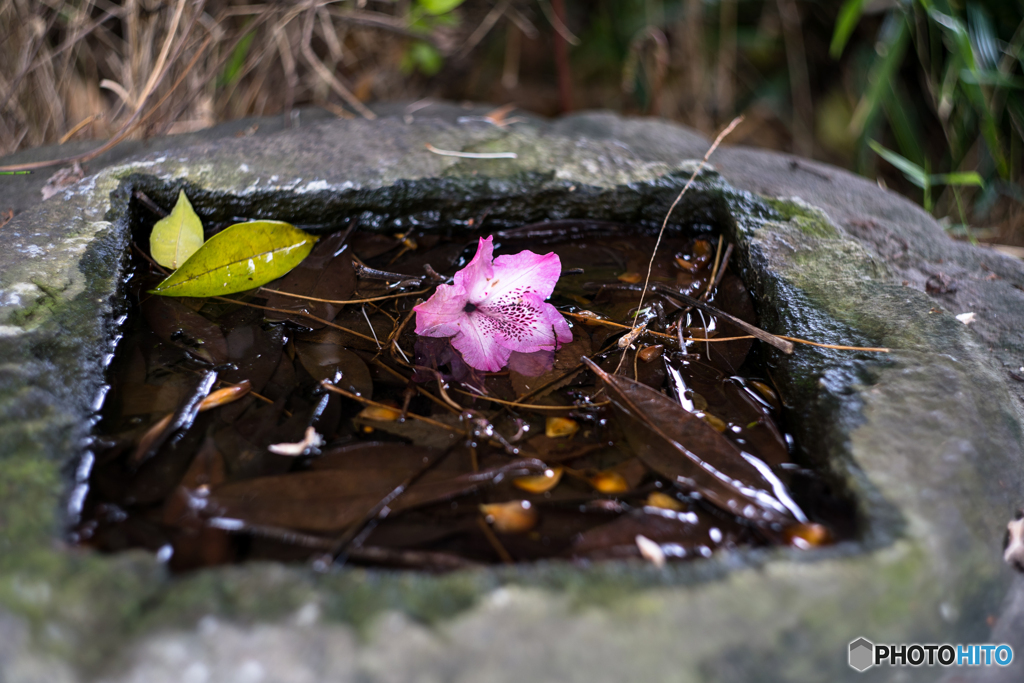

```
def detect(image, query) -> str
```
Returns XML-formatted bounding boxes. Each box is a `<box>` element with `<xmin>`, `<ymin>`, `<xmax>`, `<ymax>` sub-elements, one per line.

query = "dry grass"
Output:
<box><xmin>0</xmin><ymin>0</ymin><xmax>461</xmax><ymax>157</ymax></box>
<box><xmin>1</xmin><ymin>1</ymin><xmax>1019</xmax><ymax>244</ymax></box>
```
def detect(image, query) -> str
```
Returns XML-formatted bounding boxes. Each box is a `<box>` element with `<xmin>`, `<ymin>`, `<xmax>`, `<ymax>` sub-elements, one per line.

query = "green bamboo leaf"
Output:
<box><xmin>868</xmin><ymin>139</ymin><xmax>929</xmax><ymax>188</ymax></box>
<box><xmin>150</xmin><ymin>190</ymin><xmax>205</xmax><ymax>270</ymax></box>
<box><xmin>849</xmin><ymin>14</ymin><xmax>909</xmax><ymax>135</ymax></box>
<box><xmin>830</xmin><ymin>0</ymin><xmax>867</xmax><ymax>59</ymax></box>
<box><xmin>925</xmin><ymin>7</ymin><xmax>1010</xmax><ymax>177</ymax></box>
<box><xmin>929</xmin><ymin>171</ymin><xmax>984</xmax><ymax>187</ymax></box>
<box><xmin>960</xmin><ymin>69</ymin><xmax>1024</xmax><ymax>89</ymax></box>
<box><xmin>417</xmin><ymin>0</ymin><xmax>465</xmax><ymax>16</ymax></box>
<box><xmin>151</xmin><ymin>221</ymin><xmax>317</xmax><ymax>298</ymax></box>
<box><xmin>882</xmin><ymin>84</ymin><xmax>926</xmax><ymax>168</ymax></box>
<box><xmin>927</xmin><ymin>9</ymin><xmax>976</xmax><ymax>70</ymax></box>
<box><xmin>219</xmin><ymin>29</ymin><xmax>256</xmax><ymax>87</ymax></box>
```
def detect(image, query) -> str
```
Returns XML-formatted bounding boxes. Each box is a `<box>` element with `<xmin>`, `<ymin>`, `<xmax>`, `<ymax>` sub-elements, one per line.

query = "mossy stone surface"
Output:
<box><xmin>1</xmin><ymin>103</ymin><xmax>1023</xmax><ymax>682</ymax></box>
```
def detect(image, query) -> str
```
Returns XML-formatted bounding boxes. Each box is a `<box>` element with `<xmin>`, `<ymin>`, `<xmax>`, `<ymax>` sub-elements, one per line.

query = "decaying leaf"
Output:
<box><xmin>782</xmin><ymin>522</ymin><xmax>832</xmax><ymax>549</ymax></box>
<box><xmin>545</xmin><ymin>416</ymin><xmax>579</xmax><ymax>438</ymax></box>
<box><xmin>296</xmin><ymin>342</ymin><xmax>373</xmax><ymax>398</ymax></box>
<box><xmin>150</xmin><ymin>190</ymin><xmax>205</xmax><ymax>269</ymax></box>
<box><xmin>510</xmin><ymin>331</ymin><xmax>591</xmax><ymax>398</ymax></box>
<box><xmin>480</xmin><ymin>500</ymin><xmax>539</xmax><ymax>533</ymax></box>
<box><xmin>142</xmin><ymin>297</ymin><xmax>229</xmax><ymax>364</ymax></box>
<box><xmin>200</xmin><ymin>456</ymin><xmax>546</xmax><ymax>533</ymax></box>
<box><xmin>568</xmin><ymin>506</ymin><xmax>737</xmax><ymax>561</ymax></box>
<box><xmin>646</xmin><ymin>491</ymin><xmax>685</xmax><ymax>511</ymax></box>
<box><xmin>200</xmin><ymin>381</ymin><xmax>252</xmax><ymax>410</ymax></box>
<box><xmin>583</xmin><ymin>357</ymin><xmax>804</xmax><ymax>526</ymax></box>
<box><xmin>263</xmin><ymin>231</ymin><xmax>356</xmax><ymax>327</ymax></box>
<box><xmin>151</xmin><ymin>221</ymin><xmax>317</xmax><ymax>297</ymax></box>
<box><xmin>513</xmin><ymin>466</ymin><xmax>564</xmax><ymax>493</ymax></box>
<box><xmin>358</xmin><ymin>405</ymin><xmax>402</xmax><ymax>421</ymax></box>
<box><xmin>586</xmin><ymin>469</ymin><xmax>629</xmax><ymax>493</ymax></box>
<box><xmin>353</xmin><ymin>412</ymin><xmax>462</xmax><ymax>449</ymax></box>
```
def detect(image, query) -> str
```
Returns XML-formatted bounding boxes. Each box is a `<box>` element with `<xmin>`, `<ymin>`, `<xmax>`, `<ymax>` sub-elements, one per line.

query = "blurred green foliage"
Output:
<box><xmin>835</xmin><ymin>0</ymin><xmax>1024</xmax><ymax>219</ymax></box>
<box><xmin>522</xmin><ymin>0</ymin><xmax>1023</xmax><ymax>229</ymax></box>
<box><xmin>403</xmin><ymin>0</ymin><xmax>466</xmax><ymax>76</ymax></box>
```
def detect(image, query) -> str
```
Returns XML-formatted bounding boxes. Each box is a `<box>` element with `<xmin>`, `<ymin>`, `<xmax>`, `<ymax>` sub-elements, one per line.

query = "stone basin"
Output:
<box><xmin>2</xmin><ymin>103</ymin><xmax>1023</xmax><ymax>682</ymax></box>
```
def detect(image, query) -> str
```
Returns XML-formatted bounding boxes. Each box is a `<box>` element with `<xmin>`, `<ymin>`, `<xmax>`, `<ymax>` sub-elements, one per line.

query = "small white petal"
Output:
<box><xmin>268</xmin><ymin>427</ymin><xmax>324</xmax><ymax>456</ymax></box>
<box><xmin>636</xmin><ymin>534</ymin><xmax>666</xmax><ymax>568</ymax></box>
<box><xmin>956</xmin><ymin>312</ymin><xmax>976</xmax><ymax>325</ymax></box>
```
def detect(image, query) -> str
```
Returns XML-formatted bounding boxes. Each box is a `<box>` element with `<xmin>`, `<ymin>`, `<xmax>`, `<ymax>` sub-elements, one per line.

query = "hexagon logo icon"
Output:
<box><xmin>849</xmin><ymin>638</ymin><xmax>874</xmax><ymax>672</ymax></box>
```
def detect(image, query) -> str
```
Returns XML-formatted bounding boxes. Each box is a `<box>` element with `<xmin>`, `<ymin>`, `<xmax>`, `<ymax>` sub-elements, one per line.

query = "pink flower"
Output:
<box><xmin>413</xmin><ymin>236</ymin><xmax>573</xmax><ymax>372</ymax></box>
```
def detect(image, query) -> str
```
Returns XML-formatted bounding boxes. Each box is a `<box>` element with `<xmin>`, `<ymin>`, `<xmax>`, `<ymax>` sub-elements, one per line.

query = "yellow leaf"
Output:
<box><xmin>645</xmin><ymin>491</ymin><xmax>685</xmax><ymax>511</ymax></box>
<box><xmin>479</xmin><ymin>500</ymin><xmax>538</xmax><ymax>533</ymax></box>
<box><xmin>587</xmin><ymin>470</ymin><xmax>629</xmax><ymax>493</ymax></box>
<box><xmin>545</xmin><ymin>416</ymin><xmax>578</xmax><ymax>438</ymax></box>
<box><xmin>150</xmin><ymin>190</ymin><xmax>205</xmax><ymax>269</ymax></box>
<box><xmin>513</xmin><ymin>466</ymin><xmax>563</xmax><ymax>493</ymax></box>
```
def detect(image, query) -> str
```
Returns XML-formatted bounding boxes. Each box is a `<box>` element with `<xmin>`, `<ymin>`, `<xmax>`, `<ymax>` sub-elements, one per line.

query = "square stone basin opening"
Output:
<box><xmin>68</xmin><ymin>172</ymin><xmax>860</xmax><ymax>574</ymax></box>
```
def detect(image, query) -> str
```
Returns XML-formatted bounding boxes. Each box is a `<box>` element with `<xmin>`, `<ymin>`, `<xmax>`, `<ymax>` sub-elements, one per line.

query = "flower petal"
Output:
<box><xmin>453</xmin><ymin>236</ymin><xmax>495</xmax><ymax>302</ymax></box>
<box><xmin>413</xmin><ymin>283</ymin><xmax>470</xmax><ymax>338</ymax></box>
<box><xmin>413</xmin><ymin>235</ymin><xmax>573</xmax><ymax>373</ymax></box>
<box><xmin>478</xmin><ymin>291</ymin><xmax>573</xmax><ymax>354</ymax></box>
<box><xmin>479</xmin><ymin>249</ymin><xmax>563</xmax><ymax>307</ymax></box>
<box><xmin>450</xmin><ymin>315</ymin><xmax>512</xmax><ymax>372</ymax></box>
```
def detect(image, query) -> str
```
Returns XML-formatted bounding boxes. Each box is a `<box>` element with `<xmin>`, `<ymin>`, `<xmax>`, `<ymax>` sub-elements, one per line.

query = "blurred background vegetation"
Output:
<box><xmin>1</xmin><ymin>0</ymin><xmax>1021</xmax><ymax>245</ymax></box>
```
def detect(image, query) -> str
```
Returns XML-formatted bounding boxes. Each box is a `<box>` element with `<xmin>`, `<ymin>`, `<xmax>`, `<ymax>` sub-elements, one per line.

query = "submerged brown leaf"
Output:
<box><xmin>583</xmin><ymin>357</ymin><xmax>804</xmax><ymax>526</ymax></box>
<box><xmin>141</xmin><ymin>297</ymin><xmax>229</xmax><ymax>364</ymax></box>
<box><xmin>263</xmin><ymin>231</ymin><xmax>356</xmax><ymax>328</ymax></box>
<box><xmin>510</xmin><ymin>331</ymin><xmax>591</xmax><ymax>398</ymax></box>
<box><xmin>568</xmin><ymin>506</ymin><xmax>740</xmax><ymax>561</ymax></box>
<box><xmin>296</xmin><ymin>342</ymin><xmax>373</xmax><ymax>398</ymax></box>
<box><xmin>201</xmin><ymin>454</ymin><xmax>546</xmax><ymax>533</ymax></box>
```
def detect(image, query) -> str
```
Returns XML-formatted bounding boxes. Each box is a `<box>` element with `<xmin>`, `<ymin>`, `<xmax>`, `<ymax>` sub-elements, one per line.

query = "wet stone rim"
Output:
<box><xmin>0</xmin><ymin>112</ymin><xmax>1021</xmax><ymax>682</ymax></box>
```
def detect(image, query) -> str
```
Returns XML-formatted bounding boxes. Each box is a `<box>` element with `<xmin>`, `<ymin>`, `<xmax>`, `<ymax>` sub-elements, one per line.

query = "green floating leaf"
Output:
<box><xmin>151</xmin><ymin>221</ymin><xmax>317</xmax><ymax>298</ymax></box>
<box><xmin>150</xmin><ymin>190</ymin><xmax>205</xmax><ymax>270</ymax></box>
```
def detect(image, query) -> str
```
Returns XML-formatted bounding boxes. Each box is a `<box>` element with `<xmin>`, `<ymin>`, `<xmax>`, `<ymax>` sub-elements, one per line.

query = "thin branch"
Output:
<box><xmin>618</xmin><ymin>116</ymin><xmax>743</xmax><ymax>371</ymax></box>
<box><xmin>777</xmin><ymin>336</ymin><xmax>889</xmax><ymax>353</ymax></box>
<box><xmin>321</xmin><ymin>381</ymin><xmax>468</xmax><ymax>435</ymax></box>
<box><xmin>425</xmin><ymin>143</ymin><xmax>517</xmax><ymax>159</ymax></box>
<box><xmin>459</xmin><ymin>0</ymin><xmax>510</xmax><ymax>58</ymax></box>
<box><xmin>477</xmin><ymin>515</ymin><xmax>515</xmax><ymax>564</ymax></box>
<box><xmin>331</xmin><ymin>442</ymin><xmax>459</xmax><ymax>562</ymax></box>
<box><xmin>210</xmin><ymin>296</ymin><xmax>379</xmax><ymax>344</ymax></box>
<box><xmin>258</xmin><ymin>286</ymin><xmax>430</xmax><ymax>305</ymax></box>
<box><xmin>451</xmin><ymin>386</ymin><xmax>608</xmax><ymax>411</ymax></box>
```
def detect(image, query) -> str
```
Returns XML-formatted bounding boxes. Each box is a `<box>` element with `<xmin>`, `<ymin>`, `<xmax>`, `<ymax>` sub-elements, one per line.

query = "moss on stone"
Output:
<box><xmin>760</xmin><ymin>196</ymin><xmax>841</xmax><ymax>239</ymax></box>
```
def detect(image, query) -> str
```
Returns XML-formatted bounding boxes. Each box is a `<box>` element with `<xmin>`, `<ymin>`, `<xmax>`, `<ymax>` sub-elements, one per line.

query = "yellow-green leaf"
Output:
<box><xmin>150</xmin><ymin>190</ymin><xmax>205</xmax><ymax>269</ymax></box>
<box><xmin>150</xmin><ymin>221</ymin><xmax>317</xmax><ymax>298</ymax></box>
